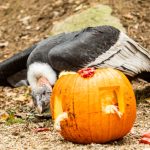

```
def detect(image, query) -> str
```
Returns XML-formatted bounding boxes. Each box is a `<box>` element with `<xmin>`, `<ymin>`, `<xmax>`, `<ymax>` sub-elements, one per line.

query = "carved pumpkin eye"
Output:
<box><xmin>51</xmin><ymin>68</ymin><xmax>136</xmax><ymax>144</ymax></box>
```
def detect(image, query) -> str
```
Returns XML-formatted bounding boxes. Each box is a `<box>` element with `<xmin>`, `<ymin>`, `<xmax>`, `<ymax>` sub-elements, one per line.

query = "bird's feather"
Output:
<box><xmin>86</xmin><ymin>32</ymin><xmax>150</xmax><ymax>77</ymax></box>
<box><xmin>48</xmin><ymin>26</ymin><xmax>120</xmax><ymax>71</ymax></box>
<box><xmin>0</xmin><ymin>44</ymin><xmax>36</xmax><ymax>86</ymax></box>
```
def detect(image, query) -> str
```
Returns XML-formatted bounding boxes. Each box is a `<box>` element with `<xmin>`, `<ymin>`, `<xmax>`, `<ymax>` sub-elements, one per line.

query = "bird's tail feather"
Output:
<box><xmin>86</xmin><ymin>32</ymin><xmax>150</xmax><ymax>81</ymax></box>
<box><xmin>0</xmin><ymin>44</ymin><xmax>36</xmax><ymax>86</ymax></box>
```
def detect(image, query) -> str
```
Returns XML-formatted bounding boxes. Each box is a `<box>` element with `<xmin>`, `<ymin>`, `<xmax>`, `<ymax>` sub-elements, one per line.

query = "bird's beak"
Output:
<box><xmin>36</xmin><ymin>95</ymin><xmax>43</xmax><ymax>114</ymax></box>
<box><xmin>37</xmin><ymin>104</ymin><xmax>43</xmax><ymax>114</ymax></box>
<box><xmin>32</xmin><ymin>76</ymin><xmax>52</xmax><ymax>114</ymax></box>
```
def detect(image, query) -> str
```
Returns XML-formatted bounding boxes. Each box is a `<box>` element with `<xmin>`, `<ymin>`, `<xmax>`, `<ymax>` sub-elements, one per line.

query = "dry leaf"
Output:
<box><xmin>13</xmin><ymin>95</ymin><xmax>27</xmax><ymax>101</ymax></box>
<box><xmin>0</xmin><ymin>41</ymin><xmax>9</xmax><ymax>48</ymax></box>
<box><xmin>0</xmin><ymin>111</ymin><xmax>9</xmax><ymax>122</ymax></box>
<box><xmin>123</xmin><ymin>13</ymin><xmax>133</xmax><ymax>19</ymax></box>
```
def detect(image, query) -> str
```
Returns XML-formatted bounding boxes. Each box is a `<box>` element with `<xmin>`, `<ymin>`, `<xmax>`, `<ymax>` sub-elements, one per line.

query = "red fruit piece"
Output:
<box><xmin>139</xmin><ymin>137</ymin><xmax>150</xmax><ymax>144</ymax></box>
<box><xmin>78</xmin><ymin>67</ymin><xmax>95</xmax><ymax>78</ymax></box>
<box><xmin>34</xmin><ymin>127</ymin><xmax>50</xmax><ymax>133</ymax></box>
<box><xmin>142</xmin><ymin>130</ymin><xmax>150</xmax><ymax>138</ymax></box>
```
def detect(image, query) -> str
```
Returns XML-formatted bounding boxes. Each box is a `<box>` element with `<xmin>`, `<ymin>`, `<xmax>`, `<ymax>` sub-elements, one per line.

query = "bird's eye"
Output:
<box><xmin>43</xmin><ymin>91</ymin><xmax>46</xmax><ymax>95</ymax></box>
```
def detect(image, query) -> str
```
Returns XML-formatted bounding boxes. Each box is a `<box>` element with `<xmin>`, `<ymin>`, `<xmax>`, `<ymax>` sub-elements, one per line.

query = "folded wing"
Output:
<box><xmin>86</xmin><ymin>32</ymin><xmax>150</xmax><ymax>77</ymax></box>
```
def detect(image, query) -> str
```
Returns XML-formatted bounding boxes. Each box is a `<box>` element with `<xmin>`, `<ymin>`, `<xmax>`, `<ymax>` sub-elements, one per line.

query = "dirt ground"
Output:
<box><xmin>0</xmin><ymin>0</ymin><xmax>150</xmax><ymax>149</ymax></box>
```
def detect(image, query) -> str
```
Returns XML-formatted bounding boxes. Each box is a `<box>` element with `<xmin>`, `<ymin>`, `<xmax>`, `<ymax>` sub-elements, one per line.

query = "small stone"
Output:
<box><xmin>12</xmin><ymin>132</ymin><xmax>19</xmax><ymax>136</ymax></box>
<box><xmin>20</xmin><ymin>16</ymin><xmax>31</xmax><ymax>25</ymax></box>
<box><xmin>53</xmin><ymin>0</ymin><xmax>63</xmax><ymax>7</ymax></box>
<box><xmin>123</xmin><ymin>13</ymin><xmax>134</xmax><ymax>19</ymax></box>
<box><xmin>53</xmin><ymin>11</ymin><xmax>60</xmax><ymax>17</ymax></box>
<box><xmin>68</xmin><ymin>0</ymin><xmax>74</xmax><ymax>4</ymax></box>
<box><xmin>36</xmin><ymin>26</ymin><xmax>40</xmax><ymax>30</ymax></box>
<box><xmin>26</xmin><ymin>26</ymin><xmax>31</xmax><ymax>30</ymax></box>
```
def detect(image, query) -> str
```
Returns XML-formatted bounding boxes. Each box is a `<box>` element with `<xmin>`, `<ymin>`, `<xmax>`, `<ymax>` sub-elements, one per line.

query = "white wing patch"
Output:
<box><xmin>86</xmin><ymin>32</ymin><xmax>150</xmax><ymax>76</ymax></box>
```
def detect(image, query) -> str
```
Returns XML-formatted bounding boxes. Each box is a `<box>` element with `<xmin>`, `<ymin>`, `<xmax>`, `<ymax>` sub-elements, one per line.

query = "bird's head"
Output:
<box><xmin>31</xmin><ymin>77</ymin><xmax>53</xmax><ymax>114</ymax></box>
<box><xmin>27</xmin><ymin>62</ymin><xmax>57</xmax><ymax>114</ymax></box>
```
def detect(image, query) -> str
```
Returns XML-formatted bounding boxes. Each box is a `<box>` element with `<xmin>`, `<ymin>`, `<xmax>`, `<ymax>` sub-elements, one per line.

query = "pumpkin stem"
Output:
<box><xmin>78</xmin><ymin>67</ymin><xmax>95</xmax><ymax>78</ymax></box>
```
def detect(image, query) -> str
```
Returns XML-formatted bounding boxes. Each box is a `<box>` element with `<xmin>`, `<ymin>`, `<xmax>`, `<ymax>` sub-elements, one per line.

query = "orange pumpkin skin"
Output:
<box><xmin>51</xmin><ymin>68</ymin><xmax>136</xmax><ymax>144</ymax></box>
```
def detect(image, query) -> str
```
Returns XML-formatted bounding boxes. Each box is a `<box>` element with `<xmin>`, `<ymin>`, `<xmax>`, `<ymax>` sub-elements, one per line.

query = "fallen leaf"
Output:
<box><xmin>13</xmin><ymin>95</ymin><xmax>27</xmax><ymax>101</ymax></box>
<box><xmin>123</xmin><ymin>13</ymin><xmax>133</xmax><ymax>19</ymax></box>
<box><xmin>34</xmin><ymin>127</ymin><xmax>50</xmax><ymax>133</ymax></box>
<box><xmin>26</xmin><ymin>26</ymin><xmax>31</xmax><ymax>30</ymax></box>
<box><xmin>0</xmin><ymin>3</ymin><xmax>10</xmax><ymax>10</ymax></box>
<box><xmin>0</xmin><ymin>41</ymin><xmax>9</xmax><ymax>48</ymax></box>
<box><xmin>19</xmin><ymin>16</ymin><xmax>31</xmax><ymax>25</ymax></box>
<box><xmin>0</xmin><ymin>111</ymin><xmax>9</xmax><ymax>122</ymax></box>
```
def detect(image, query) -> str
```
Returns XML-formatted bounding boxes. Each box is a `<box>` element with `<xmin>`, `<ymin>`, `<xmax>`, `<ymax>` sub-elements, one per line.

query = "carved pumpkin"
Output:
<box><xmin>50</xmin><ymin>68</ymin><xmax>136</xmax><ymax>144</ymax></box>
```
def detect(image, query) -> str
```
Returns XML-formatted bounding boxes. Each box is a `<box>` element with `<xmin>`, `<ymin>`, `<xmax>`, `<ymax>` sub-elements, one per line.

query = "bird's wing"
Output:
<box><xmin>0</xmin><ymin>45</ymin><xmax>36</xmax><ymax>86</ymax></box>
<box><xmin>86</xmin><ymin>32</ymin><xmax>150</xmax><ymax>77</ymax></box>
<box><xmin>27</xmin><ymin>31</ymin><xmax>80</xmax><ymax>66</ymax></box>
<box><xmin>48</xmin><ymin>26</ymin><xmax>120</xmax><ymax>71</ymax></box>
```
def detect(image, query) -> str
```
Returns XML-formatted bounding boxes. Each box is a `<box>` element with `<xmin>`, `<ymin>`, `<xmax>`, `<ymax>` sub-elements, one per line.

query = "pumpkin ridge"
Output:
<box><xmin>78</xmin><ymin>75</ymin><xmax>92</xmax><ymax>143</ymax></box>
<box><xmin>90</xmin><ymin>72</ymin><xmax>102</xmax><ymax>142</ymax></box>
<box><xmin>87</xmin><ymin>78</ymin><xmax>93</xmax><ymax>142</ymax></box>
<box><xmin>109</xmin><ymin>69</ymin><xmax>125</xmax><ymax>138</ymax></box>
<box><xmin>70</xmin><ymin>75</ymin><xmax>81</xmax><ymax>141</ymax></box>
<box><xmin>110</xmin><ymin>69</ymin><xmax>135</xmax><ymax>138</ymax></box>
<box><xmin>53</xmin><ymin>75</ymin><xmax>73</xmax><ymax>139</ymax></box>
<box><xmin>103</xmin><ymin>69</ymin><xmax>115</xmax><ymax>141</ymax></box>
<box><xmin>120</xmin><ymin>70</ymin><xmax>136</xmax><ymax>135</ymax></box>
<box><xmin>63</xmin><ymin>75</ymin><xmax>78</xmax><ymax>141</ymax></box>
<box><xmin>102</xmin><ymin>69</ymin><xmax>117</xmax><ymax>141</ymax></box>
<box><xmin>98</xmin><ymin>68</ymin><xmax>107</xmax><ymax>139</ymax></box>
<box><xmin>51</xmin><ymin>74</ymin><xmax>65</xmax><ymax>120</ymax></box>
<box><xmin>97</xmin><ymin>69</ymin><xmax>107</xmax><ymax>141</ymax></box>
<box><xmin>115</xmin><ymin>69</ymin><xmax>132</xmax><ymax>88</ymax></box>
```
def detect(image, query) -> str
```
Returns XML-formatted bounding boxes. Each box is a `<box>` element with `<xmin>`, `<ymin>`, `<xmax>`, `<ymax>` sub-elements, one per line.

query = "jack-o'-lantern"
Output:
<box><xmin>50</xmin><ymin>68</ymin><xmax>136</xmax><ymax>144</ymax></box>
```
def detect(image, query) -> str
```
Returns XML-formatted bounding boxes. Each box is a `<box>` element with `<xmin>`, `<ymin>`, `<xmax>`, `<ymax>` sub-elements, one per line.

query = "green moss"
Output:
<box><xmin>6</xmin><ymin>117</ymin><xmax>24</xmax><ymax>125</ymax></box>
<box><xmin>51</xmin><ymin>5</ymin><xmax>125</xmax><ymax>35</ymax></box>
<box><xmin>5</xmin><ymin>112</ymin><xmax>25</xmax><ymax>125</ymax></box>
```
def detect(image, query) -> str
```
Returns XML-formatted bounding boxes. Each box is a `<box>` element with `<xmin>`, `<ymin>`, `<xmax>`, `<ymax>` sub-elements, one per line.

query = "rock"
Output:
<box><xmin>51</xmin><ymin>4</ymin><xmax>126</xmax><ymax>35</ymax></box>
<box><xmin>19</xmin><ymin>16</ymin><xmax>31</xmax><ymax>25</ymax></box>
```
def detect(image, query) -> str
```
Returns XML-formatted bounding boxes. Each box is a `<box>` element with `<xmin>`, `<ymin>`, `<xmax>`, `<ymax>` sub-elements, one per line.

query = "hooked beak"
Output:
<box><xmin>32</xmin><ymin>76</ymin><xmax>53</xmax><ymax>114</ymax></box>
<box><xmin>34</xmin><ymin>91</ymin><xmax>51</xmax><ymax>114</ymax></box>
<box><xmin>35</xmin><ymin>95</ymin><xmax>43</xmax><ymax>114</ymax></box>
<box><xmin>37</xmin><ymin>105</ymin><xmax>43</xmax><ymax>114</ymax></box>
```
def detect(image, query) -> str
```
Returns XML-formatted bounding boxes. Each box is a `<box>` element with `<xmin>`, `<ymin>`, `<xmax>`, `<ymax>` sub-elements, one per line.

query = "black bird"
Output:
<box><xmin>0</xmin><ymin>26</ymin><xmax>150</xmax><ymax>113</ymax></box>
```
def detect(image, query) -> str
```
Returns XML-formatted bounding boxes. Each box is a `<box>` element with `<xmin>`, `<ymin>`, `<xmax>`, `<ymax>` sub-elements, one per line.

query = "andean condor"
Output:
<box><xmin>0</xmin><ymin>26</ymin><xmax>150</xmax><ymax>113</ymax></box>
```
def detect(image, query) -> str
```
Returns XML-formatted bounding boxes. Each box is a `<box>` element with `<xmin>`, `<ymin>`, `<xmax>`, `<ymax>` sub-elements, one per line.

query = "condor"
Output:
<box><xmin>0</xmin><ymin>26</ymin><xmax>149</xmax><ymax>113</ymax></box>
